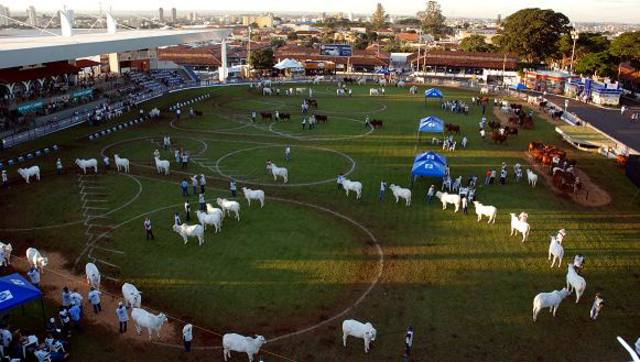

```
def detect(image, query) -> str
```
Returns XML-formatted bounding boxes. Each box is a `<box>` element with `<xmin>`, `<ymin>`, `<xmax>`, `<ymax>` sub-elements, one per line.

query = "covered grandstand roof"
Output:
<box><xmin>0</xmin><ymin>62</ymin><xmax>80</xmax><ymax>84</ymax></box>
<box><xmin>0</xmin><ymin>29</ymin><xmax>231</xmax><ymax>69</ymax></box>
<box><xmin>276</xmin><ymin>46</ymin><xmax>390</xmax><ymax>66</ymax></box>
<box><xmin>411</xmin><ymin>50</ymin><xmax>519</xmax><ymax>70</ymax></box>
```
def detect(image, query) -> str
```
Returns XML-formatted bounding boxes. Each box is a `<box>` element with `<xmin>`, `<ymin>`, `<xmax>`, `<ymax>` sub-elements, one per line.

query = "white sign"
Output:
<box><xmin>0</xmin><ymin>290</ymin><xmax>14</xmax><ymax>303</ymax></box>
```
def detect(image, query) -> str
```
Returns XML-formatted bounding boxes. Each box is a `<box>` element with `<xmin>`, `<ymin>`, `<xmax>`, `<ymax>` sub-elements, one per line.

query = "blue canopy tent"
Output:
<box><xmin>424</xmin><ymin>88</ymin><xmax>444</xmax><ymax>103</ymax></box>
<box><xmin>417</xmin><ymin>115</ymin><xmax>445</xmax><ymax>144</ymax></box>
<box><xmin>510</xmin><ymin>83</ymin><xmax>528</xmax><ymax>91</ymax></box>
<box><xmin>411</xmin><ymin>151</ymin><xmax>448</xmax><ymax>185</ymax></box>
<box><xmin>0</xmin><ymin>273</ymin><xmax>46</xmax><ymax>326</ymax></box>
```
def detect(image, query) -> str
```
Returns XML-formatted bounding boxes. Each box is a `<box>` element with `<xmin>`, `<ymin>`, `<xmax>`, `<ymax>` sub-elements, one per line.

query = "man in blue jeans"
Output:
<box><xmin>180</xmin><ymin>179</ymin><xmax>189</xmax><ymax>197</ymax></box>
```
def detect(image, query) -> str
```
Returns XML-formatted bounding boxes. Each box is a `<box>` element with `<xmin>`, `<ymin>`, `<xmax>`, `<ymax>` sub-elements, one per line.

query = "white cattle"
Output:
<box><xmin>389</xmin><ymin>184</ymin><xmax>411</xmax><ymax>206</ymax></box>
<box><xmin>409</xmin><ymin>85</ymin><xmax>418</xmax><ymax>94</ymax></box>
<box><xmin>196</xmin><ymin>210</ymin><xmax>222</xmax><ymax>233</ymax></box>
<box><xmin>131</xmin><ymin>308</ymin><xmax>168</xmax><ymax>340</ymax></box>
<box><xmin>590</xmin><ymin>293</ymin><xmax>604</xmax><ymax>320</ymax></box>
<box><xmin>336</xmin><ymin>88</ymin><xmax>346</xmax><ymax>96</ymax></box>
<box><xmin>369</xmin><ymin>88</ymin><xmax>380</xmax><ymax>96</ymax></box>
<box><xmin>295</xmin><ymin>87</ymin><xmax>306</xmax><ymax>95</ymax></box>
<box><xmin>532</xmin><ymin>288</ymin><xmax>571</xmax><ymax>322</ymax></box>
<box><xmin>510</xmin><ymin>213</ymin><xmax>530</xmax><ymax>242</ymax></box>
<box><xmin>75</xmin><ymin>158</ymin><xmax>98</xmax><ymax>174</ymax></box>
<box><xmin>262</xmin><ymin>87</ymin><xmax>272</xmax><ymax>96</ymax></box>
<box><xmin>17</xmin><ymin>166</ymin><xmax>40</xmax><ymax>184</ymax></box>
<box><xmin>25</xmin><ymin>247</ymin><xmax>48</xmax><ymax>273</ymax></box>
<box><xmin>341</xmin><ymin>179</ymin><xmax>363</xmax><ymax>199</ymax></box>
<box><xmin>435</xmin><ymin>191</ymin><xmax>461</xmax><ymax>212</ymax></box>
<box><xmin>148</xmin><ymin>108</ymin><xmax>160</xmax><ymax>118</ymax></box>
<box><xmin>573</xmin><ymin>254</ymin><xmax>585</xmax><ymax>270</ymax></box>
<box><xmin>548</xmin><ymin>236</ymin><xmax>564</xmax><ymax>268</ymax></box>
<box><xmin>566</xmin><ymin>263</ymin><xmax>587</xmax><ymax>303</ymax></box>
<box><xmin>473</xmin><ymin>201</ymin><xmax>497</xmax><ymax>223</ymax></box>
<box><xmin>222</xmin><ymin>334</ymin><xmax>267</xmax><ymax>362</ymax></box>
<box><xmin>85</xmin><ymin>262</ymin><xmax>101</xmax><ymax>289</ymax></box>
<box><xmin>242</xmin><ymin>187</ymin><xmax>265</xmax><ymax>208</ymax></box>
<box><xmin>266</xmin><ymin>162</ymin><xmax>288</xmax><ymax>183</ymax></box>
<box><xmin>121</xmin><ymin>282</ymin><xmax>142</xmax><ymax>308</ymax></box>
<box><xmin>342</xmin><ymin>319</ymin><xmax>377</xmax><ymax>353</ymax></box>
<box><xmin>172</xmin><ymin>223</ymin><xmax>205</xmax><ymax>246</ymax></box>
<box><xmin>154</xmin><ymin>157</ymin><xmax>170</xmax><ymax>175</ymax></box>
<box><xmin>0</xmin><ymin>242</ymin><xmax>12</xmax><ymax>266</ymax></box>
<box><xmin>217</xmin><ymin>198</ymin><xmax>241</xmax><ymax>221</ymax></box>
<box><xmin>527</xmin><ymin>169</ymin><xmax>538</xmax><ymax>188</ymax></box>
<box><xmin>113</xmin><ymin>154</ymin><xmax>130</xmax><ymax>173</ymax></box>
<box><xmin>206</xmin><ymin>203</ymin><xmax>225</xmax><ymax>223</ymax></box>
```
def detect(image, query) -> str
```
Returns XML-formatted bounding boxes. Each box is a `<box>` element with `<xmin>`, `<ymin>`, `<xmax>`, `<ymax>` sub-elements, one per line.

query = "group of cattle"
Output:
<box><xmin>528</xmin><ymin>142</ymin><xmax>582</xmax><ymax>194</ymax></box>
<box><xmin>12</xmin><ymin>155</ymin><xmax>132</xmax><ymax>184</ymax></box>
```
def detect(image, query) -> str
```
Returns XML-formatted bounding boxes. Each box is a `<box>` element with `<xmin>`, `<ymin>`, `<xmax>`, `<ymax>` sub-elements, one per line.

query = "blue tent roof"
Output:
<box><xmin>418</xmin><ymin>116</ymin><xmax>445</xmax><ymax>133</ymax></box>
<box><xmin>411</xmin><ymin>151</ymin><xmax>448</xmax><ymax>178</ymax></box>
<box><xmin>510</xmin><ymin>83</ymin><xmax>528</xmax><ymax>90</ymax></box>
<box><xmin>424</xmin><ymin>88</ymin><xmax>444</xmax><ymax>98</ymax></box>
<box><xmin>0</xmin><ymin>273</ymin><xmax>42</xmax><ymax>313</ymax></box>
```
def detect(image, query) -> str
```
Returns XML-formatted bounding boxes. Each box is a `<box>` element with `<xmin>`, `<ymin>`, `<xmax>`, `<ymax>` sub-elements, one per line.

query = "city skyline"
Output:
<box><xmin>3</xmin><ymin>0</ymin><xmax>640</xmax><ymax>23</ymax></box>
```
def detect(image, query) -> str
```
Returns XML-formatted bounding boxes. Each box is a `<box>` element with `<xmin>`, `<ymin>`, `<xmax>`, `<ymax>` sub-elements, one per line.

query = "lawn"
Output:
<box><xmin>0</xmin><ymin>83</ymin><xmax>639</xmax><ymax>361</ymax></box>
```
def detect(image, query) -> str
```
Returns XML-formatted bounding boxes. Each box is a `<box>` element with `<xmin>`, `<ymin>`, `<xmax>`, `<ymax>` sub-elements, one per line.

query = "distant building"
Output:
<box><xmin>242</xmin><ymin>14</ymin><xmax>273</xmax><ymax>28</ymax></box>
<box><xmin>523</xmin><ymin>70</ymin><xmax>573</xmax><ymax>94</ymax></box>
<box><xmin>395</xmin><ymin>32</ymin><xmax>420</xmax><ymax>43</ymax></box>
<box><xmin>27</xmin><ymin>5</ymin><xmax>37</xmax><ymax>26</ymax></box>
<box><xmin>497</xmin><ymin>14</ymin><xmax>501</xmax><ymax>25</ymax></box>
<box><xmin>190</xmin><ymin>12</ymin><xmax>197</xmax><ymax>22</ymax></box>
<box><xmin>158</xmin><ymin>7</ymin><xmax>164</xmax><ymax>22</ymax></box>
<box><xmin>171</xmin><ymin>7</ymin><xmax>177</xmax><ymax>24</ymax></box>
<box><xmin>411</xmin><ymin>50</ymin><xmax>519</xmax><ymax>84</ymax></box>
<box><xmin>0</xmin><ymin>5</ymin><xmax>10</xmax><ymax>26</ymax></box>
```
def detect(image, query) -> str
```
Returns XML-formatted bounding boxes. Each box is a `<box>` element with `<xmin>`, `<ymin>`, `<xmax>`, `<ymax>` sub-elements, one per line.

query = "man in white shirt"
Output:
<box><xmin>88</xmin><ymin>287</ymin><xmax>102</xmax><ymax>314</ymax></box>
<box><xmin>379</xmin><ymin>181</ymin><xmax>387</xmax><ymax>201</ymax></box>
<box><xmin>116</xmin><ymin>302</ymin><xmax>129</xmax><ymax>334</ymax></box>
<box><xmin>1</xmin><ymin>170</ymin><xmax>7</xmax><ymax>187</ymax></box>
<box><xmin>70</xmin><ymin>289</ymin><xmax>83</xmax><ymax>310</ymax></box>
<box><xmin>182</xmin><ymin>323</ymin><xmax>193</xmax><ymax>352</ymax></box>
<box><xmin>404</xmin><ymin>326</ymin><xmax>414</xmax><ymax>357</ymax></box>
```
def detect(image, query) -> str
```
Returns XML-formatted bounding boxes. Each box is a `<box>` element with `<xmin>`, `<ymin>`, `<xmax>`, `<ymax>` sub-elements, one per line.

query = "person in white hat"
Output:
<box><xmin>116</xmin><ymin>302</ymin><xmax>129</xmax><ymax>334</ymax></box>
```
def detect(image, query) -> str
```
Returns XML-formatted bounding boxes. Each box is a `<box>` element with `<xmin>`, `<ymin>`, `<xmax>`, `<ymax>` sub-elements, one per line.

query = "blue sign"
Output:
<box><xmin>17</xmin><ymin>101</ymin><xmax>43</xmax><ymax>114</ymax></box>
<box><xmin>320</xmin><ymin>44</ymin><xmax>353</xmax><ymax>57</ymax></box>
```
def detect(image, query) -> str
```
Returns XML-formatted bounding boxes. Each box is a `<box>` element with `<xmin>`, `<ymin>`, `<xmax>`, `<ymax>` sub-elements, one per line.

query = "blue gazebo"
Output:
<box><xmin>0</xmin><ymin>273</ymin><xmax>46</xmax><ymax>325</ymax></box>
<box><xmin>510</xmin><ymin>83</ymin><xmax>528</xmax><ymax>91</ymax></box>
<box><xmin>417</xmin><ymin>115</ymin><xmax>445</xmax><ymax>142</ymax></box>
<box><xmin>411</xmin><ymin>151</ymin><xmax>448</xmax><ymax>185</ymax></box>
<box><xmin>424</xmin><ymin>88</ymin><xmax>444</xmax><ymax>103</ymax></box>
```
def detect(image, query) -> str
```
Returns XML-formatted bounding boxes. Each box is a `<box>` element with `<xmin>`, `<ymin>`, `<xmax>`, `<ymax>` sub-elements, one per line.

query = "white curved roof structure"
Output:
<box><xmin>0</xmin><ymin>29</ymin><xmax>231</xmax><ymax>69</ymax></box>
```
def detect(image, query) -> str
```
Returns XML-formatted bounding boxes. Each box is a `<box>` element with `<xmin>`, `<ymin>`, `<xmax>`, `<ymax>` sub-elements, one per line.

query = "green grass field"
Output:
<box><xmin>1</xmin><ymin>83</ymin><xmax>639</xmax><ymax>361</ymax></box>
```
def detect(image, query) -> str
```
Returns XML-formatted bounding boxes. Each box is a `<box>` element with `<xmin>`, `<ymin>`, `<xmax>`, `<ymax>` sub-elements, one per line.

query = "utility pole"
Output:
<box><xmin>247</xmin><ymin>26</ymin><xmax>252</xmax><ymax>71</ymax></box>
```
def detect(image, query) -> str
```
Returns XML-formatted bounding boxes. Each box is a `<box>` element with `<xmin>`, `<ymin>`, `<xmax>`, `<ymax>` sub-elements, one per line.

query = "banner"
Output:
<box><xmin>17</xmin><ymin>101</ymin><xmax>43</xmax><ymax>114</ymax></box>
<box><xmin>73</xmin><ymin>88</ymin><xmax>94</xmax><ymax>98</ymax></box>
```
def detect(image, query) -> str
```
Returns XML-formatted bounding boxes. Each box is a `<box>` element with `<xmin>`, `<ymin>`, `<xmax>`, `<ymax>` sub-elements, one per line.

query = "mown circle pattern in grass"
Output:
<box><xmin>215</xmin><ymin>144</ymin><xmax>356</xmax><ymax>187</ymax></box>
<box><xmin>267</xmin><ymin>116</ymin><xmax>374</xmax><ymax>141</ymax></box>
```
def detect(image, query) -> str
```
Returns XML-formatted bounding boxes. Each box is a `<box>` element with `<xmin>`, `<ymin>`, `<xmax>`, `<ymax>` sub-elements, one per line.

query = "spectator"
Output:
<box><xmin>116</xmin><ymin>302</ymin><xmax>128</xmax><ymax>334</ymax></box>
<box><xmin>500</xmin><ymin>168</ymin><xmax>508</xmax><ymax>185</ymax></box>
<box><xmin>181</xmin><ymin>151</ymin><xmax>189</xmax><ymax>169</ymax></box>
<box><xmin>184</xmin><ymin>200</ymin><xmax>191</xmax><ymax>222</ymax></box>
<box><xmin>27</xmin><ymin>267</ymin><xmax>41</xmax><ymax>288</ymax></box>
<box><xmin>144</xmin><ymin>217</ymin><xmax>154</xmax><ymax>240</ymax></box>
<box><xmin>61</xmin><ymin>287</ymin><xmax>72</xmax><ymax>308</ymax></box>
<box><xmin>0</xmin><ymin>327</ymin><xmax>12</xmax><ymax>349</ymax></box>
<box><xmin>405</xmin><ymin>326</ymin><xmax>414</xmax><ymax>357</ymax></box>
<box><xmin>198</xmin><ymin>193</ymin><xmax>206</xmax><ymax>212</ymax></box>
<box><xmin>427</xmin><ymin>185</ymin><xmax>435</xmax><ymax>204</ymax></box>
<box><xmin>88</xmin><ymin>287</ymin><xmax>102</xmax><ymax>314</ymax></box>
<box><xmin>484</xmin><ymin>169</ymin><xmax>491</xmax><ymax>185</ymax></box>
<box><xmin>175</xmin><ymin>149</ymin><xmax>181</xmax><ymax>163</ymax></box>
<box><xmin>379</xmin><ymin>181</ymin><xmax>386</xmax><ymax>201</ymax></box>
<box><xmin>230</xmin><ymin>180</ymin><xmax>237</xmax><ymax>198</ymax></box>
<box><xmin>58</xmin><ymin>307</ymin><xmax>70</xmax><ymax>337</ymax></box>
<box><xmin>56</xmin><ymin>158</ymin><xmax>63</xmax><ymax>175</ymax></box>
<box><xmin>174</xmin><ymin>212</ymin><xmax>182</xmax><ymax>226</ymax></box>
<box><xmin>182</xmin><ymin>323</ymin><xmax>193</xmax><ymax>352</ymax></box>
<box><xmin>302</xmin><ymin>117</ymin><xmax>307</xmax><ymax>130</ymax></box>
<box><xmin>191</xmin><ymin>175</ymin><xmax>198</xmax><ymax>195</ymax></box>
<box><xmin>462</xmin><ymin>196</ymin><xmax>468</xmax><ymax>215</ymax></box>
<box><xmin>70</xmin><ymin>289</ymin><xmax>83</xmax><ymax>309</ymax></box>
<box><xmin>251</xmin><ymin>111</ymin><xmax>257</xmax><ymax>122</ymax></box>
<box><xmin>45</xmin><ymin>318</ymin><xmax>61</xmax><ymax>337</ymax></box>
<box><xmin>33</xmin><ymin>344</ymin><xmax>50</xmax><ymax>362</ymax></box>
<box><xmin>1</xmin><ymin>170</ymin><xmax>7</xmax><ymax>187</ymax></box>
<box><xmin>176</xmin><ymin>108</ymin><xmax>181</xmax><ymax>119</ymax></box>
<box><xmin>180</xmin><ymin>179</ymin><xmax>189</xmax><ymax>197</ymax></box>
<box><xmin>68</xmin><ymin>303</ymin><xmax>82</xmax><ymax>331</ymax></box>
<box><xmin>199</xmin><ymin>174</ymin><xmax>206</xmax><ymax>193</ymax></box>
<box><xmin>489</xmin><ymin>169</ymin><xmax>496</xmax><ymax>184</ymax></box>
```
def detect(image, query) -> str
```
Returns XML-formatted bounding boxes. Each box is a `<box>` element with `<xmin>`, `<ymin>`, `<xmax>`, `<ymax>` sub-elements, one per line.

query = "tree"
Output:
<box><xmin>609</xmin><ymin>31</ymin><xmax>640</xmax><ymax>67</ymax></box>
<box><xmin>574</xmin><ymin>51</ymin><xmax>617</xmax><ymax>78</ymax></box>
<box><xmin>396</xmin><ymin>17</ymin><xmax>421</xmax><ymax>26</ymax></box>
<box><xmin>419</xmin><ymin>1</ymin><xmax>447</xmax><ymax>37</ymax></box>
<box><xmin>249</xmin><ymin>48</ymin><xmax>274</xmax><ymax>69</ymax></box>
<box><xmin>557</xmin><ymin>32</ymin><xmax>610</xmax><ymax>59</ymax></box>
<box><xmin>459</xmin><ymin>35</ymin><xmax>496</xmax><ymax>53</ymax></box>
<box><xmin>371</xmin><ymin>3</ymin><xmax>388</xmax><ymax>29</ymax></box>
<box><xmin>495</xmin><ymin>8</ymin><xmax>571</xmax><ymax>63</ymax></box>
<box><xmin>270</xmin><ymin>38</ymin><xmax>286</xmax><ymax>48</ymax></box>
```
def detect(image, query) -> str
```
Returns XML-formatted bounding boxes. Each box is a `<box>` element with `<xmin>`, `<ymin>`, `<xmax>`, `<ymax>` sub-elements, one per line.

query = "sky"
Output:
<box><xmin>5</xmin><ymin>0</ymin><xmax>640</xmax><ymax>23</ymax></box>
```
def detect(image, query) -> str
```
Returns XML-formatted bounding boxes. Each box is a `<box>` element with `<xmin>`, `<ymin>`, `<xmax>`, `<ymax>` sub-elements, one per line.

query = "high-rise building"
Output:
<box><xmin>27</xmin><ymin>5</ymin><xmax>37</xmax><ymax>26</ymax></box>
<box><xmin>190</xmin><ymin>12</ymin><xmax>197</xmax><ymax>22</ymax></box>
<box><xmin>497</xmin><ymin>14</ymin><xmax>502</xmax><ymax>25</ymax></box>
<box><xmin>158</xmin><ymin>7</ymin><xmax>164</xmax><ymax>22</ymax></box>
<box><xmin>171</xmin><ymin>7</ymin><xmax>177</xmax><ymax>23</ymax></box>
<box><xmin>0</xmin><ymin>5</ymin><xmax>10</xmax><ymax>26</ymax></box>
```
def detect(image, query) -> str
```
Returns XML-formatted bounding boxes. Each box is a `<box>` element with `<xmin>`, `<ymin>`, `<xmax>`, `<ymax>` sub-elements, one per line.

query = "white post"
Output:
<box><xmin>218</xmin><ymin>40</ymin><xmax>227</xmax><ymax>83</ymax></box>
<box><xmin>106</xmin><ymin>12</ymin><xmax>117</xmax><ymax>33</ymax></box>
<box><xmin>60</xmin><ymin>7</ymin><xmax>73</xmax><ymax>37</ymax></box>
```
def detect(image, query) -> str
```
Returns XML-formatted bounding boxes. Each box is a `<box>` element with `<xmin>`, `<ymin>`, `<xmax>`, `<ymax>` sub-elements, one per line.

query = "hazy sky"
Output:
<box><xmin>6</xmin><ymin>0</ymin><xmax>640</xmax><ymax>23</ymax></box>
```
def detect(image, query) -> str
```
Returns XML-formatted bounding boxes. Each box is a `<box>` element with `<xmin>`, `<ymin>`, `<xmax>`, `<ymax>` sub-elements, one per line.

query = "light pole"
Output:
<box><xmin>569</xmin><ymin>30</ymin><xmax>579</xmax><ymax>75</ymax></box>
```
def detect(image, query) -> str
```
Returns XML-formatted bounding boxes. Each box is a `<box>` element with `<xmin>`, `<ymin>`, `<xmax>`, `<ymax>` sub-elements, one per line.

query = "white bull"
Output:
<box><xmin>173</xmin><ymin>223</ymin><xmax>205</xmax><ymax>246</ymax></box>
<box><xmin>17</xmin><ymin>166</ymin><xmax>40</xmax><ymax>184</ymax></box>
<box><xmin>341</xmin><ymin>179</ymin><xmax>363</xmax><ymax>199</ymax></box>
<box><xmin>75</xmin><ymin>158</ymin><xmax>98</xmax><ymax>174</ymax></box>
<box><xmin>114</xmin><ymin>154</ymin><xmax>130</xmax><ymax>173</ymax></box>
<box><xmin>216</xmin><ymin>198</ymin><xmax>241</xmax><ymax>221</ymax></box>
<box><xmin>196</xmin><ymin>210</ymin><xmax>222</xmax><ymax>233</ymax></box>
<box><xmin>342</xmin><ymin>319</ymin><xmax>377</xmax><ymax>353</ymax></box>
<box><xmin>154</xmin><ymin>157</ymin><xmax>170</xmax><ymax>175</ymax></box>
<box><xmin>222</xmin><ymin>333</ymin><xmax>267</xmax><ymax>362</ymax></box>
<box><xmin>266</xmin><ymin>162</ymin><xmax>288</xmax><ymax>183</ymax></box>
<box><xmin>25</xmin><ymin>247</ymin><xmax>48</xmax><ymax>274</ymax></box>
<box><xmin>121</xmin><ymin>282</ymin><xmax>142</xmax><ymax>308</ymax></box>
<box><xmin>242</xmin><ymin>187</ymin><xmax>265</xmax><ymax>208</ymax></box>
<box><xmin>131</xmin><ymin>308</ymin><xmax>168</xmax><ymax>340</ymax></box>
<box><xmin>435</xmin><ymin>191</ymin><xmax>460</xmax><ymax>213</ymax></box>
<box><xmin>510</xmin><ymin>213</ymin><xmax>531</xmax><ymax>242</ymax></box>
<box><xmin>389</xmin><ymin>184</ymin><xmax>411</xmax><ymax>206</ymax></box>
<box><xmin>548</xmin><ymin>236</ymin><xmax>564</xmax><ymax>268</ymax></box>
<box><xmin>85</xmin><ymin>262</ymin><xmax>101</xmax><ymax>289</ymax></box>
<box><xmin>473</xmin><ymin>201</ymin><xmax>497</xmax><ymax>223</ymax></box>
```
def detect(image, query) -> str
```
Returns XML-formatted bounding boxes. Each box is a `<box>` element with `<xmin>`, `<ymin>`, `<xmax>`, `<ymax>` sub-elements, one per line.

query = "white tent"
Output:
<box><xmin>274</xmin><ymin>58</ymin><xmax>304</xmax><ymax>70</ymax></box>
